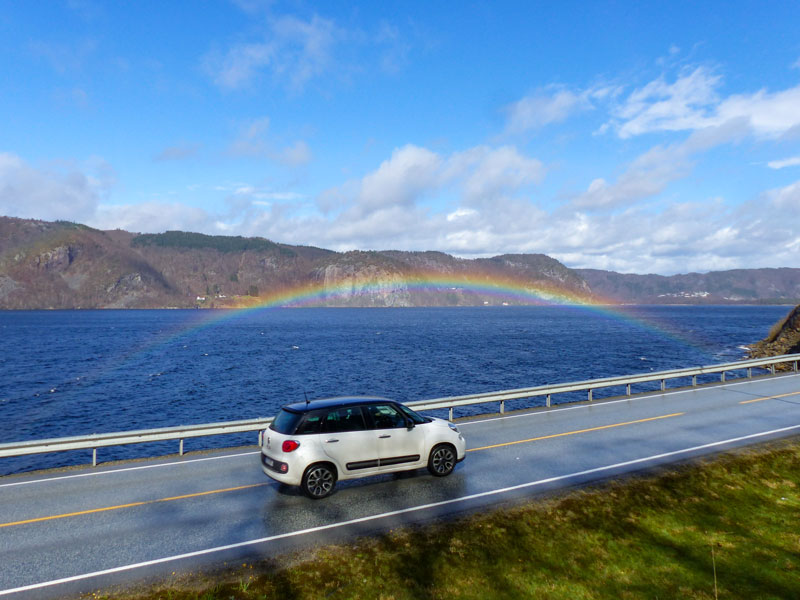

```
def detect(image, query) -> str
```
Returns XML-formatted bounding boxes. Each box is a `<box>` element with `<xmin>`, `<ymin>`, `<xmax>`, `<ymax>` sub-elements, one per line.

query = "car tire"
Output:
<box><xmin>427</xmin><ymin>444</ymin><xmax>456</xmax><ymax>477</ymax></box>
<box><xmin>302</xmin><ymin>463</ymin><xmax>337</xmax><ymax>499</ymax></box>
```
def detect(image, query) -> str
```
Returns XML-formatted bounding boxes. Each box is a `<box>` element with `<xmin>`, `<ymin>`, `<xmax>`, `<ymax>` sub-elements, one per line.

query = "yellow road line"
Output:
<box><xmin>0</xmin><ymin>483</ymin><xmax>268</xmax><ymax>529</ymax></box>
<box><xmin>739</xmin><ymin>391</ymin><xmax>800</xmax><ymax>405</ymax></box>
<box><xmin>467</xmin><ymin>412</ymin><xmax>685</xmax><ymax>452</ymax></box>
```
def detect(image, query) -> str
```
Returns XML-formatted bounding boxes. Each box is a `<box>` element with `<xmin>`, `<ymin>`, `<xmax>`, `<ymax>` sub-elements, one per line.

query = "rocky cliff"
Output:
<box><xmin>749</xmin><ymin>304</ymin><xmax>800</xmax><ymax>360</ymax></box>
<box><xmin>0</xmin><ymin>216</ymin><xmax>592</xmax><ymax>309</ymax></box>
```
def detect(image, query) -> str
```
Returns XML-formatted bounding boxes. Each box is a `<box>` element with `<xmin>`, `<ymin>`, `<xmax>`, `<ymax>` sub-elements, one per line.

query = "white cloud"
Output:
<box><xmin>504</xmin><ymin>88</ymin><xmax>590</xmax><ymax>134</ymax></box>
<box><xmin>716</xmin><ymin>85</ymin><xmax>800</xmax><ymax>139</ymax></box>
<box><xmin>206</xmin><ymin>14</ymin><xmax>339</xmax><ymax>91</ymax></box>
<box><xmin>573</xmin><ymin>120</ymin><xmax>748</xmax><ymax>210</ymax></box>
<box><xmin>610</xmin><ymin>66</ymin><xmax>800</xmax><ymax>140</ymax></box>
<box><xmin>0</xmin><ymin>153</ymin><xmax>110</xmax><ymax>222</ymax></box>
<box><xmin>4</xmin><ymin>142</ymin><xmax>797</xmax><ymax>275</ymax></box>
<box><xmin>90</xmin><ymin>202</ymin><xmax>213</xmax><ymax>234</ymax></box>
<box><xmin>572</xmin><ymin>188</ymin><xmax>800</xmax><ymax>273</ymax></box>
<box><xmin>767</xmin><ymin>156</ymin><xmax>800</xmax><ymax>169</ymax></box>
<box><xmin>446</xmin><ymin>207</ymin><xmax>478</xmax><ymax>222</ymax></box>
<box><xmin>227</xmin><ymin>118</ymin><xmax>311</xmax><ymax>166</ymax></box>
<box><xmin>573</xmin><ymin>142</ymin><xmax>692</xmax><ymax>209</ymax></box>
<box><xmin>354</xmin><ymin>144</ymin><xmax>442</xmax><ymax>215</ymax></box>
<box><xmin>292</xmin><ymin>145</ymin><xmax>550</xmax><ymax>255</ymax></box>
<box><xmin>447</xmin><ymin>146</ymin><xmax>544</xmax><ymax>206</ymax></box>
<box><xmin>276</xmin><ymin>140</ymin><xmax>312</xmax><ymax>166</ymax></box>
<box><xmin>762</xmin><ymin>179</ymin><xmax>800</xmax><ymax>210</ymax></box>
<box><xmin>613</xmin><ymin>67</ymin><xmax>721</xmax><ymax>138</ymax></box>
<box><xmin>323</xmin><ymin>144</ymin><xmax>545</xmax><ymax>230</ymax></box>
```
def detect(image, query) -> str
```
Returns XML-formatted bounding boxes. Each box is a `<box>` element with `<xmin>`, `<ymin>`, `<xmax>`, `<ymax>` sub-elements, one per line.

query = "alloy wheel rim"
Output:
<box><xmin>308</xmin><ymin>467</ymin><xmax>334</xmax><ymax>496</ymax></box>
<box><xmin>433</xmin><ymin>447</ymin><xmax>454</xmax><ymax>473</ymax></box>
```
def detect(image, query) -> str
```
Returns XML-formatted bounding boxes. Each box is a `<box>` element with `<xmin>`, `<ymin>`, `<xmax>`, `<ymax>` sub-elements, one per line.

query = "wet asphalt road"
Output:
<box><xmin>1</xmin><ymin>373</ymin><xmax>800</xmax><ymax>598</ymax></box>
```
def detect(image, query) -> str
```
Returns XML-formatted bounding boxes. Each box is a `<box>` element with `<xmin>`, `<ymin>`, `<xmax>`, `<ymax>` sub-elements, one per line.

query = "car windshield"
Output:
<box><xmin>397</xmin><ymin>403</ymin><xmax>429</xmax><ymax>424</ymax></box>
<box><xmin>270</xmin><ymin>408</ymin><xmax>304</xmax><ymax>434</ymax></box>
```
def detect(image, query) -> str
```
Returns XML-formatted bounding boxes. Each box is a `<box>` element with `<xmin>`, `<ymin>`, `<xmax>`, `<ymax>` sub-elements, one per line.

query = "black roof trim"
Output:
<box><xmin>281</xmin><ymin>396</ymin><xmax>396</xmax><ymax>413</ymax></box>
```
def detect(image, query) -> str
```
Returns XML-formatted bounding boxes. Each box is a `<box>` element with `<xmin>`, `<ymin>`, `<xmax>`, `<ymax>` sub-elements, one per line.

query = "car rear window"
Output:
<box><xmin>270</xmin><ymin>409</ymin><xmax>304</xmax><ymax>434</ymax></box>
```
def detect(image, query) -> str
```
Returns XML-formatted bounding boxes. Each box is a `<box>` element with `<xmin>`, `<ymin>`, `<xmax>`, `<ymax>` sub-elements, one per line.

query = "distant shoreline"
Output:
<box><xmin>0</xmin><ymin>302</ymin><xmax>797</xmax><ymax>312</ymax></box>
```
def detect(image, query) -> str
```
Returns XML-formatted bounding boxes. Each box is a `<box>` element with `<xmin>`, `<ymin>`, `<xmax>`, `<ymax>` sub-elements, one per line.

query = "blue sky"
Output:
<box><xmin>1</xmin><ymin>0</ymin><xmax>799</xmax><ymax>274</ymax></box>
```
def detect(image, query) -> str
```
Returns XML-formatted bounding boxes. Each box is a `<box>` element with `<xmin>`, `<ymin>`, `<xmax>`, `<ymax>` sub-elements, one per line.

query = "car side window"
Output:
<box><xmin>295</xmin><ymin>410</ymin><xmax>326</xmax><ymax>435</ymax></box>
<box><xmin>322</xmin><ymin>406</ymin><xmax>367</xmax><ymax>434</ymax></box>
<box><xmin>365</xmin><ymin>404</ymin><xmax>407</xmax><ymax>429</ymax></box>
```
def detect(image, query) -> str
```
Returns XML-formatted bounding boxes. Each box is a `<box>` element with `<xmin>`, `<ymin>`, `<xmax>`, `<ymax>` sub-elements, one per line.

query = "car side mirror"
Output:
<box><xmin>406</xmin><ymin>420</ymin><xmax>415</xmax><ymax>430</ymax></box>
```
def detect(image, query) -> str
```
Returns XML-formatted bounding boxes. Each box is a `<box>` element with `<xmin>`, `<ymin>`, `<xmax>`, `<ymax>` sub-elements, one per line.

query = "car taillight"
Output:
<box><xmin>282</xmin><ymin>440</ymin><xmax>300</xmax><ymax>452</ymax></box>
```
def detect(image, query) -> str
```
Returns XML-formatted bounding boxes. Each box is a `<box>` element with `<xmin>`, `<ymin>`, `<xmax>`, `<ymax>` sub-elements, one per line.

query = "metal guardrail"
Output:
<box><xmin>412</xmin><ymin>353</ymin><xmax>800</xmax><ymax>420</ymax></box>
<box><xmin>1</xmin><ymin>354</ymin><xmax>798</xmax><ymax>467</ymax></box>
<box><xmin>0</xmin><ymin>417</ymin><xmax>275</xmax><ymax>466</ymax></box>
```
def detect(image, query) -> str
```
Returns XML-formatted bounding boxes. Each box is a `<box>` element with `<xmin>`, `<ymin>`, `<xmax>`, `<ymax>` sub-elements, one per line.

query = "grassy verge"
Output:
<box><xmin>106</xmin><ymin>439</ymin><xmax>799</xmax><ymax>600</ymax></box>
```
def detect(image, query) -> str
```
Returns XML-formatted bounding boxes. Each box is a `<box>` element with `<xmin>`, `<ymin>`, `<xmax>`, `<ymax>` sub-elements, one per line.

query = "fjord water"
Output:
<box><xmin>0</xmin><ymin>305</ymin><xmax>791</xmax><ymax>475</ymax></box>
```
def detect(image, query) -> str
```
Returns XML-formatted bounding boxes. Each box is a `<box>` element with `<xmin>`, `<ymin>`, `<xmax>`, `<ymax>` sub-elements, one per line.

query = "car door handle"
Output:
<box><xmin>379</xmin><ymin>434</ymin><xmax>391</xmax><ymax>439</ymax></box>
<box><xmin>326</xmin><ymin>438</ymin><xmax>339</xmax><ymax>443</ymax></box>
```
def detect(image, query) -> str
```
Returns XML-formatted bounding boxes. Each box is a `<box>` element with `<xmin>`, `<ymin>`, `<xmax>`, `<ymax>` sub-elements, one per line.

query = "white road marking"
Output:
<box><xmin>2</xmin><ymin>422</ymin><xmax>799</xmax><ymax>597</ymax></box>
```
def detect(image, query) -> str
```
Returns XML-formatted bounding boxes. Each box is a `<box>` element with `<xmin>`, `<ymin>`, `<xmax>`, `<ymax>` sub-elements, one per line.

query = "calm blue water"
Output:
<box><xmin>0</xmin><ymin>305</ymin><xmax>791</xmax><ymax>474</ymax></box>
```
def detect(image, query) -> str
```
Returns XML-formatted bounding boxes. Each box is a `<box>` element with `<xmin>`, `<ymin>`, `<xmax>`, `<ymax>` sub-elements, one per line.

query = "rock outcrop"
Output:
<box><xmin>749</xmin><ymin>304</ymin><xmax>800</xmax><ymax>361</ymax></box>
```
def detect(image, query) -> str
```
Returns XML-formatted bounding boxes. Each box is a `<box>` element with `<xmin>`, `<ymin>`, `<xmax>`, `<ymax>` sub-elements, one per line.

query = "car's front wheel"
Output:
<box><xmin>302</xmin><ymin>463</ymin><xmax>337</xmax><ymax>499</ymax></box>
<box><xmin>427</xmin><ymin>444</ymin><xmax>456</xmax><ymax>477</ymax></box>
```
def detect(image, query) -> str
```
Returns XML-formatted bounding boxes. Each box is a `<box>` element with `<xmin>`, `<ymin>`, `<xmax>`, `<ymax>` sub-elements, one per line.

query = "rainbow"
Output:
<box><xmin>54</xmin><ymin>271</ymin><xmax>714</xmax><ymax>393</ymax></box>
<box><xmin>148</xmin><ymin>270</ymin><xmax>706</xmax><ymax>353</ymax></box>
<box><xmin>225</xmin><ymin>272</ymin><xmax>597</xmax><ymax>309</ymax></box>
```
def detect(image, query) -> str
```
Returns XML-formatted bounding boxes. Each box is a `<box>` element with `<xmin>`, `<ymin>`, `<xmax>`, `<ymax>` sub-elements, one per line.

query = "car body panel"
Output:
<box><xmin>260</xmin><ymin>397</ymin><xmax>465</xmax><ymax>494</ymax></box>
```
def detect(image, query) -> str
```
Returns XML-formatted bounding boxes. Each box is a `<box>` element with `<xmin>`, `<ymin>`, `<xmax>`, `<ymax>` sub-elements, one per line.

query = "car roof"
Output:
<box><xmin>281</xmin><ymin>396</ymin><xmax>396</xmax><ymax>413</ymax></box>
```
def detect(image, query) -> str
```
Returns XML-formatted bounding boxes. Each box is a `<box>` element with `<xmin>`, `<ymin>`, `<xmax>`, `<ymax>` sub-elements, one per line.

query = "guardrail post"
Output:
<box><xmin>626</xmin><ymin>383</ymin><xmax>631</xmax><ymax>396</ymax></box>
<box><xmin>692</xmin><ymin>375</ymin><xmax>697</xmax><ymax>387</ymax></box>
<box><xmin>500</xmin><ymin>400</ymin><xmax>505</xmax><ymax>414</ymax></box>
<box><xmin>721</xmin><ymin>371</ymin><xmax>726</xmax><ymax>382</ymax></box>
<box><xmin>747</xmin><ymin>368</ymin><xmax>752</xmax><ymax>379</ymax></box>
<box><xmin>449</xmin><ymin>407</ymin><xmax>453</xmax><ymax>421</ymax></box>
<box><xmin>92</xmin><ymin>448</ymin><xmax>97</xmax><ymax>467</ymax></box>
<box><xmin>660</xmin><ymin>379</ymin><xmax>665</xmax><ymax>391</ymax></box>
<box><xmin>179</xmin><ymin>439</ymin><xmax>184</xmax><ymax>456</ymax></box>
<box><xmin>588</xmin><ymin>389</ymin><xmax>593</xmax><ymax>402</ymax></box>
<box><xmin>771</xmin><ymin>365</ymin><xmax>776</xmax><ymax>375</ymax></box>
<box><xmin>258</xmin><ymin>430</ymin><xmax>263</xmax><ymax>446</ymax></box>
<box><xmin>794</xmin><ymin>361</ymin><xmax>798</xmax><ymax>372</ymax></box>
<box><xmin>546</xmin><ymin>394</ymin><xmax>551</xmax><ymax>408</ymax></box>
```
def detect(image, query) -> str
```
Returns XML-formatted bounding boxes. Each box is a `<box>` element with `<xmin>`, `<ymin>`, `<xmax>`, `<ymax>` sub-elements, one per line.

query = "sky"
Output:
<box><xmin>1</xmin><ymin>0</ymin><xmax>799</xmax><ymax>275</ymax></box>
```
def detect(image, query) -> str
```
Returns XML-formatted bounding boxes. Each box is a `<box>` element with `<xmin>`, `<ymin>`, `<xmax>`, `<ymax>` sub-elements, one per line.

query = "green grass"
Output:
<box><xmin>105</xmin><ymin>440</ymin><xmax>800</xmax><ymax>600</ymax></box>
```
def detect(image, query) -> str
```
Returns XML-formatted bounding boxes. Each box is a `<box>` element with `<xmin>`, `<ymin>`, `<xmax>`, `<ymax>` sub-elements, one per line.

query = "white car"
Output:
<box><xmin>260</xmin><ymin>396</ymin><xmax>466</xmax><ymax>498</ymax></box>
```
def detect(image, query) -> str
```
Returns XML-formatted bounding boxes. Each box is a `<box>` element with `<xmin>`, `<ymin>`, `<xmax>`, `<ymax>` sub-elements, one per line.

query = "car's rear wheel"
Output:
<box><xmin>427</xmin><ymin>444</ymin><xmax>456</xmax><ymax>477</ymax></box>
<box><xmin>302</xmin><ymin>463</ymin><xmax>337</xmax><ymax>499</ymax></box>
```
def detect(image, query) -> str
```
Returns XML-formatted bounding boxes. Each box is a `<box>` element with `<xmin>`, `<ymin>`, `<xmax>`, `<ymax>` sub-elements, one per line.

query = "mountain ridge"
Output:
<box><xmin>0</xmin><ymin>216</ymin><xmax>590</xmax><ymax>309</ymax></box>
<box><xmin>576</xmin><ymin>268</ymin><xmax>800</xmax><ymax>305</ymax></box>
<box><xmin>1</xmin><ymin>216</ymin><xmax>797</xmax><ymax>309</ymax></box>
